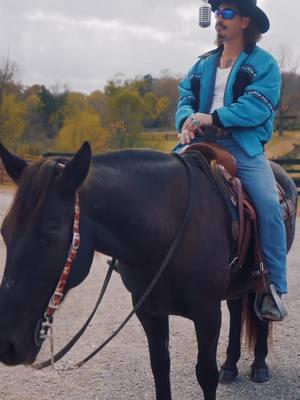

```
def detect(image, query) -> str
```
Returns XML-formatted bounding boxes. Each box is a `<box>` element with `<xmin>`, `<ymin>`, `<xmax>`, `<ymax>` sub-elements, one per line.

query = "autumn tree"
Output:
<box><xmin>152</xmin><ymin>71</ymin><xmax>180</xmax><ymax>129</ymax></box>
<box><xmin>142</xmin><ymin>91</ymin><xmax>169</xmax><ymax>129</ymax></box>
<box><xmin>0</xmin><ymin>94</ymin><xmax>26</xmax><ymax>150</ymax></box>
<box><xmin>38</xmin><ymin>85</ymin><xmax>68</xmax><ymax>138</ymax></box>
<box><xmin>0</xmin><ymin>57</ymin><xmax>22</xmax><ymax>144</ymax></box>
<box><xmin>108</xmin><ymin>88</ymin><xmax>145</xmax><ymax>148</ymax></box>
<box><xmin>55</xmin><ymin>92</ymin><xmax>109</xmax><ymax>152</ymax></box>
<box><xmin>87</xmin><ymin>90</ymin><xmax>109</xmax><ymax>126</ymax></box>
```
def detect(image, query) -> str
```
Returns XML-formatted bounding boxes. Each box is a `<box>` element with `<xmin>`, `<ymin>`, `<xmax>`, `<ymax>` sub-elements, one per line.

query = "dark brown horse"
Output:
<box><xmin>0</xmin><ymin>142</ymin><xmax>297</xmax><ymax>400</ymax></box>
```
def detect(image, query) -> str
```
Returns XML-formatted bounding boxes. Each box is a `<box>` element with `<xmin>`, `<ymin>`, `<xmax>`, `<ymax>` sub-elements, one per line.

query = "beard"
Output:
<box><xmin>215</xmin><ymin>32</ymin><xmax>225</xmax><ymax>46</ymax></box>
<box><xmin>215</xmin><ymin>23</ymin><xmax>226</xmax><ymax>45</ymax></box>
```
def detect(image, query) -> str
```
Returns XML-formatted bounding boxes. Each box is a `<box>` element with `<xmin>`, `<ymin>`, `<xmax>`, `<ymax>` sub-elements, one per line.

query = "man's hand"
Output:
<box><xmin>178</xmin><ymin>113</ymin><xmax>213</xmax><ymax>145</ymax></box>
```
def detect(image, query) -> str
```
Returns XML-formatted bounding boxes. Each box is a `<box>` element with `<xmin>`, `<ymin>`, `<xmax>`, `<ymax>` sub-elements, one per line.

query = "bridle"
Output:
<box><xmin>33</xmin><ymin>153</ymin><xmax>193</xmax><ymax>371</ymax></box>
<box><xmin>42</xmin><ymin>191</ymin><xmax>80</xmax><ymax>326</ymax></box>
<box><xmin>34</xmin><ymin>191</ymin><xmax>81</xmax><ymax>364</ymax></box>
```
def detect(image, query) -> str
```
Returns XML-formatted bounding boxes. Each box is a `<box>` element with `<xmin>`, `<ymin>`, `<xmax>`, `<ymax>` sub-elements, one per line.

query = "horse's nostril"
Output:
<box><xmin>0</xmin><ymin>340</ymin><xmax>16</xmax><ymax>362</ymax></box>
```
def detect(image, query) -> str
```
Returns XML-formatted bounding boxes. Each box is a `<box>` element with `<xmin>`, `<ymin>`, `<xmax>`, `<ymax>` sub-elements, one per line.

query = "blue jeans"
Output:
<box><xmin>174</xmin><ymin>138</ymin><xmax>288</xmax><ymax>294</ymax></box>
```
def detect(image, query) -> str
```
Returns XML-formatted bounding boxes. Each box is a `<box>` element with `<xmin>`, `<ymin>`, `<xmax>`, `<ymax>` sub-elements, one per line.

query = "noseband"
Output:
<box><xmin>36</xmin><ymin>192</ymin><xmax>80</xmax><ymax>342</ymax></box>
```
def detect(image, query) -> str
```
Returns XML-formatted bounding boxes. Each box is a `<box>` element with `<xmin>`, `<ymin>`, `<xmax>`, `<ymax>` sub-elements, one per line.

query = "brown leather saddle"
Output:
<box><xmin>181</xmin><ymin>142</ymin><xmax>296</xmax><ymax>302</ymax></box>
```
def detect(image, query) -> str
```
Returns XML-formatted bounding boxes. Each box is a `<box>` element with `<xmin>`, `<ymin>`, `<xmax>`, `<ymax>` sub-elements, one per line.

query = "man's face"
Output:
<box><xmin>215</xmin><ymin>3</ymin><xmax>250</xmax><ymax>43</ymax></box>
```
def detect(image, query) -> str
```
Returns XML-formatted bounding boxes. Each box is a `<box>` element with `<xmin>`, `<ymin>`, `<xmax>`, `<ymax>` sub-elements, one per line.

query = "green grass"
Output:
<box><xmin>141</xmin><ymin>131</ymin><xmax>178</xmax><ymax>152</ymax></box>
<box><xmin>141</xmin><ymin>130</ymin><xmax>300</xmax><ymax>155</ymax></box>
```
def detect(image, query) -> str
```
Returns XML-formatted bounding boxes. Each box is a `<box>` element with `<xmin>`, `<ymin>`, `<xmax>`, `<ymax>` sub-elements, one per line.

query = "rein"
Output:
<box><xmin>33</xmin><ymin>153</ymin><xmax>193</xmax><ymax>370</ymax></box>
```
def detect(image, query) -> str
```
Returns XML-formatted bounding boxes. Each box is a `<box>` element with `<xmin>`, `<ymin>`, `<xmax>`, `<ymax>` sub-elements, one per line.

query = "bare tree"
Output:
<box><xmin>0</xmin><ymin>56</ymin><xmax>18</xmax><ymax>110</ymax></box>
<box><xmin>275</xmin><ymin>46</ymin><xmax>300</xmax><ymax>136</ymax></box>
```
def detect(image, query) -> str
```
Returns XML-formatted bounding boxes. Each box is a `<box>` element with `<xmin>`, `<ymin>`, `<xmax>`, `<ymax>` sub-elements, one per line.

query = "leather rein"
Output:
<box><xmin>33</xmin><ymin>153</ymin><xmax>193</xmax><ymax>370</ymax></box>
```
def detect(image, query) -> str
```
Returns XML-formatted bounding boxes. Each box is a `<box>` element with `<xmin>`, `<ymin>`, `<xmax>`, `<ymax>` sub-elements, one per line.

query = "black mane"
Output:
<box><xmin>5</xmin><ymin>149</ymin><xmax>174</xmax><ymax>231</ymax></box>
<box><xmin>5</xmin><ymin>159</ymin><xmax>61</xmax><ymax>231</ymax></box>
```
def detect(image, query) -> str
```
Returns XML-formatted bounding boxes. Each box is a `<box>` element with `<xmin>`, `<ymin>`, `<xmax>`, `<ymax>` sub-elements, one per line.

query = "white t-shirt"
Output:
<box><xmin>210</xmin><ymin>67</ymin><xmax>232</xmax><ymax>113</ymax></box>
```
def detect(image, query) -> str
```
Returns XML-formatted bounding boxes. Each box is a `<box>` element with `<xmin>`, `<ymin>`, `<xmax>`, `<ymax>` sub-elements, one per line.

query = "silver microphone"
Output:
<box><xmin>199</xmin><ymin>0</ymin><xmax>212</xmax><ymax>28</ymax></box>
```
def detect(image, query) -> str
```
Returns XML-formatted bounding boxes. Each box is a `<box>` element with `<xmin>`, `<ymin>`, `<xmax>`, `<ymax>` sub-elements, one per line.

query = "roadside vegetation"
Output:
<box><xmin>0</xmin><ymin>54</ymin><xmax>299</xmax><ymax>157</ymax></box>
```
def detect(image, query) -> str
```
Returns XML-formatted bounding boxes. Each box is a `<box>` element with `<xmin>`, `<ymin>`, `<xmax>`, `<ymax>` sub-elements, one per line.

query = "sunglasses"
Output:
<box><xmin>215</xmin><ymin>8</ymin><xmax>239</xmax><ymax>20</ymax></box>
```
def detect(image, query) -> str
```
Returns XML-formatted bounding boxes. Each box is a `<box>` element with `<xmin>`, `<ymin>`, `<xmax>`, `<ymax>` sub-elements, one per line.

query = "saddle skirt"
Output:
<box><xmin>180</xmin><ymin>142</ymin><xmax>296</xmax><ymax>296</ymax></box>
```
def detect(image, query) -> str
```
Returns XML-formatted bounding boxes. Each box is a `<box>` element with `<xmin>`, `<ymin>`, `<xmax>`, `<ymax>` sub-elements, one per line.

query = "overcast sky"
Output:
<box><xmin>0</xmin><ymin>0</ymin><xmax>299</xmax><ymax>93</ymax></box>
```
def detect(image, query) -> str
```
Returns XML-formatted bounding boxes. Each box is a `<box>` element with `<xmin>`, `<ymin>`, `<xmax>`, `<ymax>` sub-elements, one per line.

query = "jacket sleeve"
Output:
<box><xmin>212</xmin><ymin>57</ymin><xmax>281</xmax><ymax>129</ymax></box>
<box><xmin>175</xmin><ymin>59</ymin><xmax>202</xmax><ymax>133</ymax></box>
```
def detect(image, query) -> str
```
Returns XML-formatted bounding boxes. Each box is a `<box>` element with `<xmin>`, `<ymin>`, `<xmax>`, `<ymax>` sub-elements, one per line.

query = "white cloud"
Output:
<box><xmin>0</xmin><ymin>0</ymin><xmax>298</xmax><ymax>93</ymax></box>
<box><xmin>174</xmin><ymin>5</ymin><xmax>198</xmax><ymax>22</ymax></box>
<box><xmin>25</xmin><ymin>10</ymin><xmax>176</xmax><ymax>43</ymax></box>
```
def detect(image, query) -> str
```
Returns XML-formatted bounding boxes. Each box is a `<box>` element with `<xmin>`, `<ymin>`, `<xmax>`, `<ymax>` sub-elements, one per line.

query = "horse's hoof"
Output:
<box><xmin>219</xmin><ymin>367</ymin><xmax>238</xmax><ymax>384</ymax></box>
<box><xmin>250</xmin><ymin>366</ymin><xmax>269</xmax><ymax>383</ymax></box>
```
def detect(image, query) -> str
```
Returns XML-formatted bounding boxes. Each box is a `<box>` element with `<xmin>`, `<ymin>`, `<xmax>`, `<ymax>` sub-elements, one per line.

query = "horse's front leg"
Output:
<box><xmin>193</xmin><ymin>301</ymin><xmax>221</xmax><ymax>400</ymax></box>
<box><xmin>219</xmin><ymin>297</ymin><xmax>243</xmax><ymax>384</ymax></box>
<box><xmin>136</xmin><ymin>307</ymin><xmax>171</xmax><ymax>400</ymax></box>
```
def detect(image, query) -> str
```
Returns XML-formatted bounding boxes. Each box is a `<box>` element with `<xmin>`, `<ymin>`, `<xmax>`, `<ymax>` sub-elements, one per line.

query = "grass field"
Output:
<box><xmin>142</xmin><ymin>130</ymin><xmax>300</xmax><ymax>157</ymax></box>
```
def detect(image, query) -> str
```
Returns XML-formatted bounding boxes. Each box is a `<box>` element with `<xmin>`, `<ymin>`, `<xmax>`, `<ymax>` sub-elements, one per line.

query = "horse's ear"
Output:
<box><xmin>0</xmin><ymin>143</ymin><xmax>28</xmax><ymax>184</ymax></box>
<box><xmin>59</xmin><ymin>142</ymin><xmax>92</xmax><ymax>195</ymax></box>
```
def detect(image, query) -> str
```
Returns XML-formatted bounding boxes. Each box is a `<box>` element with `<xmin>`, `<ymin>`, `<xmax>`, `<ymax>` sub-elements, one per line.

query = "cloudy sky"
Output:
<box><xmin>0</xmin><ymin>0</ymin><xmax>299</xmax><ymax>93</ymax></box>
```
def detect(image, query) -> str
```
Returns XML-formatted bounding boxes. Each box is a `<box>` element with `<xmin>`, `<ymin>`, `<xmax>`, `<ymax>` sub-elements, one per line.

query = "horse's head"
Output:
<box><xmin>0</xmin><ymin>142</ymin><xmax>94</xmax><ymax>365</ymax></box>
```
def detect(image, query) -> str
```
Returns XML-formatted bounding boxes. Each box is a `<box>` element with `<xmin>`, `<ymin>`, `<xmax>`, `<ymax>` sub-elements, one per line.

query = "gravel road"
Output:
<box><xmin>0</xmin><ymin>187</ymin><xmax>299</xmax><ymax>400</ymax></box>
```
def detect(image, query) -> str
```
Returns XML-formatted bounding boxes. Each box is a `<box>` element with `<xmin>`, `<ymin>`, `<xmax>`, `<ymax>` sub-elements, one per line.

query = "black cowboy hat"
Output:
<box><xmin>209</xmin><ymin>0</ymin><xmax>270</xmax><ymax>33</ymax></box>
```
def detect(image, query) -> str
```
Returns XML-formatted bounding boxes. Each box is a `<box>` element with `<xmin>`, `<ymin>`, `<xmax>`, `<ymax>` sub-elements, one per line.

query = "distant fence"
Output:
<box><xmin>1</xmin><ymin>154</ymin><xmax>300</xmax><ymax>195</ymax></box>
<box><xmin>271</xmin><ymin>158</ymin><xmax>300</xmax><ymax>193</ymax></box>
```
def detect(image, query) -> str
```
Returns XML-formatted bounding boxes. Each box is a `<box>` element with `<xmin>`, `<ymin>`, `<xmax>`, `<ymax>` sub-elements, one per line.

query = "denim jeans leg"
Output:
<box><xmin>217</xmin><ymin>140</ymin><xmax>287</xmax><ymax>294</ymax></box>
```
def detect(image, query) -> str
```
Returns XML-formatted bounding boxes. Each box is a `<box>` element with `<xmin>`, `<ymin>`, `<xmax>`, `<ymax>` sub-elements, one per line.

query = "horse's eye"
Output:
<box><xmin>1</xmin><ymin>277</ymin><xmax>15</xmax><ymax>291</ymax></box>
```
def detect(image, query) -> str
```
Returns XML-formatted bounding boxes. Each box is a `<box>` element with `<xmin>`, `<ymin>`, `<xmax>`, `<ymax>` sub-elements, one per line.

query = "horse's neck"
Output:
<box><xmin>80</xmin><ymin>154</ymin><xmax>185</xmax><ymax>266</ymax></box>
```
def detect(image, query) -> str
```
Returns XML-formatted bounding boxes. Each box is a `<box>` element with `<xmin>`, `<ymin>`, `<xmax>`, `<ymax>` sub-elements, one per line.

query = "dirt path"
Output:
<box><xmin>0</xmin><ymin>188</ymin><xmax>299</xmax><ymax>400</ymax></box>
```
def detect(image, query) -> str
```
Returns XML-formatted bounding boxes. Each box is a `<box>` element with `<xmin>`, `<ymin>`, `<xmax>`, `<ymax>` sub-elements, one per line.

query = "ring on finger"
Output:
<box><xmin>192</xmin><ymin>119</ymin><xmax>201</xmax><ymax>126</ymax></box>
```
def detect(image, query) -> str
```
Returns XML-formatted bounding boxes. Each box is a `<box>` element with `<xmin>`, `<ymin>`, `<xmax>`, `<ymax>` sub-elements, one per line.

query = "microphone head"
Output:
<box><xmin>199</xmin><ymin>1</ymin><xmax>212</xmax><ymax>28</ymax></box>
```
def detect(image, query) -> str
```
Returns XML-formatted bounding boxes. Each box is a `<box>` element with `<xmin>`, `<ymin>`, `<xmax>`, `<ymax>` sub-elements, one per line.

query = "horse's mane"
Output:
<box><xmin>4</xmin><ymin>149</ymin><xmax>176</xmax><ymax>232</ymax></box>
<box><xmin>4</xmin><ymin>159</ymin><xmax>61</xmax><ymax>231</ymax></box>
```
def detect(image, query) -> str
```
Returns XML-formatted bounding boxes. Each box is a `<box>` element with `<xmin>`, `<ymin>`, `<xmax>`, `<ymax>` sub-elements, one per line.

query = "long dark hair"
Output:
<box><xmin>244</xmin><ymin>21</ymin><xmax>262</xmax><ymax>45</ymax></box>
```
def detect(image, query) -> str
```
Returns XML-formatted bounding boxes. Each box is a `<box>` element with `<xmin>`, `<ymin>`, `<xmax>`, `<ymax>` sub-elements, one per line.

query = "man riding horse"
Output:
<box><xmin>174</xmin><ymin>0</ymin><xmax>287</xmax><ymax>321</ymax></box>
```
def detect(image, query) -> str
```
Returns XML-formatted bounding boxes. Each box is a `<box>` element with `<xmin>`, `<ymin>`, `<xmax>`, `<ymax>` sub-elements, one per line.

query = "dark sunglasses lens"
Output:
<box><xmin>223</xmin><ymin>9</ymin><xmax>236</xmax><ymax>19</ymax></box>
<box><xmin>215</xmin><ymin>9</ymin><xmax>237</xmax><ymax>19</ymax></box>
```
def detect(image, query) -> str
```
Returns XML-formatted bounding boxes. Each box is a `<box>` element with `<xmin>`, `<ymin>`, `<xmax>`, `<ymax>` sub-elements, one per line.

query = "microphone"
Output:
<box><xmin>199</xmin><ymin>0</ymin><xmax>212</xmax><ymax>28</ymax></box>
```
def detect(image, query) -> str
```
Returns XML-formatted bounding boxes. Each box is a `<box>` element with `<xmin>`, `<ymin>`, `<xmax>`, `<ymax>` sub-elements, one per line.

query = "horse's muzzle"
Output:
<box><xmin>0</xmin><ymin>339</ymin><xmax>35</xmax><ymax>366</ymax></box>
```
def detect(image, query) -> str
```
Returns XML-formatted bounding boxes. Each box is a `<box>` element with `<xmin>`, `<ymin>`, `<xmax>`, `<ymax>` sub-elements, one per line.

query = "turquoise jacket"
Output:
<box><xmin>175</xmin><ymin>45</ymin><xmax>281</xmax><ymax>157</ymax></box>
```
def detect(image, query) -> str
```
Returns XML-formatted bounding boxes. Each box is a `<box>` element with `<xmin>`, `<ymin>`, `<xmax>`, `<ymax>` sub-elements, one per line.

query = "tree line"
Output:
<box><xmin>0</xmin><ymin>56</ymin><xmax>299</xmax><ymax>155</ymax></box>
<box><xmin>0</xmin><ymin>59</ymin><xmax>179</xmax><ymax>154</ymax></box>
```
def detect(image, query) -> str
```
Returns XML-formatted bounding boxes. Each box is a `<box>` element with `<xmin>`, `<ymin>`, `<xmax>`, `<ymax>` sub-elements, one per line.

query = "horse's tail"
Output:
<box><xmin>241</xmin><ymin>292</ymin><xmax>273</xmax><ymax>351</ymax></box>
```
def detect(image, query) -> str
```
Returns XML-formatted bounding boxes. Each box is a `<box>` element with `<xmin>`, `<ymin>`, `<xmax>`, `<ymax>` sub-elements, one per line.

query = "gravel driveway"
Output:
<box><xmin>0</xmin><ymin>187</ymin><xmax>299</xmax><ymax>400</ymax></box>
